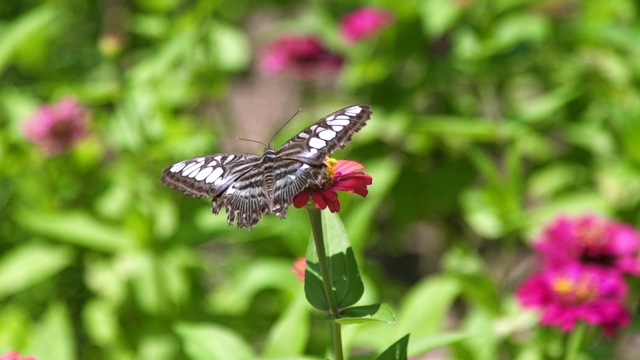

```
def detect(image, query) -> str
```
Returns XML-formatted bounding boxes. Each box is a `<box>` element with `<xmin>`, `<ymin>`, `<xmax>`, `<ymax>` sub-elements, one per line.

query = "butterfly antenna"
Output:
<box><xmin>268</xmin><ymin>107</ymin><xmax>303</xmax><ymax>145</ymax></box>
<box><xmin>236</xmin><ymin>137</ymin><xmax>267</xmax><ymax>147</ymax></box>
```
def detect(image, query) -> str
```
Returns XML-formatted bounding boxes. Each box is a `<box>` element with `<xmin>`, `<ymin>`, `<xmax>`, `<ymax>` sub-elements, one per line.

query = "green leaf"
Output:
<box><xmin>209</xmin><ymin>22</ymin><xmax>251</xmax><ymax>72</ymax></box>
<box><xmin>0</xmin><ymin>5</ymin><xmax>59</xmax><ymax>72</ymax></box>
<box><xmin>0</xmin><ymin>243</ymin><xmax>74</xmax><ymax>299</ymax></box>
<box><xmin>408</xmin><ymin>332</ymin><xmax>471</xmax><ymax>356</ymax></box>
<box><xmin>376</xmin><ymin>334</ymin><xmax>409</xmax><ymax>360</ymax></box>
<box><xmin>263</xmin><ymin>292</ymin><xmax>310</xmax><ymax>357</ymax></box>
<box><xmin>209</xmin><ymin>259</ymin><xmax>300</xmax><ymax>315</ymax></box>
<box><xmin>14</xmin><ymin>210</ymin><xmax>138</xmax><ymax>252</ymax></box>
<box><xmin>175</xmin><ymin>323</ymin><xmax>255</xmax><ymax>360</ymax></box>
<box><xmin>336</xmin><ymin>303</ymin><xmax>396</xmax><ymax>325</ymax></box>
<box><xmin>397</xmin><ymin>275</ymin><xmax>461</xmax><ymax>337</ymax></box>
<box><xmin>304</xmin><ymin>211</ymin><xmax>364</xmax><ymax>310</ymax></box>
<box><xmin>28</xmin><ymin>302</ymin><xmax>75</xmax><ymax>360</ymax></box>
<box><xmin>419</xmin><ymin>0</ymin><xmax>460</xmax><ymax>37</ymax></box>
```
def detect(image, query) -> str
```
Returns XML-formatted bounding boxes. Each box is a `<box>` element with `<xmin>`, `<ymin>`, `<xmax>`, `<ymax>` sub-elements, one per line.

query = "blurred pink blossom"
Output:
<box><xmin>259</xmin><ymin>35</ymin><xmax>344</xmax><ymax>79</ymax></box>
<box><xmin>534</xmin><ymin>214</ymin><xmax>640</xmax><ymax>275</ymax></box>
<box><xmin>340</xmin><ymin>7</ymin><xmax>394</xmax><ymax>43</ymax></box>
<box><xmin>22</xmin><ymin>97</ymin><xmax>90</xmax><ymax>156</ymax></box>
<box><xmin>0</xmin><ymin>351</ymin><xmax>36</xmax><ymax>360</ymax></box>
<box><xmin>517</xmin><ymin>264</ymin><xmax>630</xmax><ymax>335</ymax></box>
<box><xmin>291</xmin><ymin>257</ymin><xmax>306</xmax><ymax>282</ymax></box>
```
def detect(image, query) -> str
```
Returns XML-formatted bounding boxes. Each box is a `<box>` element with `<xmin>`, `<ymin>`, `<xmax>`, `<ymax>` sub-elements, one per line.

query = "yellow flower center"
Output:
<box><xmin>551</xmin><ymin>275</ymin><xmax>598</xmax><ymax>304</ymax></box>
<box><xmin>325</xmin><ymin>157</ymin><xmax>338</xmax><ymax>180</ymax></box>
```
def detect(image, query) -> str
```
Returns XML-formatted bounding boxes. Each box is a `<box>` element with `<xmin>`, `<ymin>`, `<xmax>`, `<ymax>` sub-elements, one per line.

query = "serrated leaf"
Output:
<box><xmin>336</xmin><ymin>303</ymin><xmax>396</xmax><ymax>325</ymax></box>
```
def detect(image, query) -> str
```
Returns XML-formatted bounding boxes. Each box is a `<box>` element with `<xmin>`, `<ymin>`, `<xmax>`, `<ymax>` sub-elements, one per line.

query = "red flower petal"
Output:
<box><xmin>293</xmin><ymin>192</ymin><xmax>310</xmax><ymax>209</ymax></box>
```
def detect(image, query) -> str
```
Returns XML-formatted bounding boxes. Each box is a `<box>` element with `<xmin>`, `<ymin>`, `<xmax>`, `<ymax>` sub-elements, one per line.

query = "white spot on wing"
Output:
<box><xmin>309</xmin><ymin>148</ymin><xmax>318</xmax><ymax>154</ymax></box>
<box><xmin>223</xmin><ymin>155</ymin><xmax>235</xmax><ymax>164</ymax></box>
<box><xmin>170</xmin><ymin>162</ymin><xmax>186</xmax><ymax>173</ymax></box>
<box><xmin>332</xmin><ymin>125</ymin><xmax>344</xmax><ymax>131</ymax></box>
<box><xmin>326</xmin><ymin>119</ymin><xmax>350</xmax><ymax>126</ymax></box>
<box><xmin>309</xmin><ymin>137</ymin><xmax>327</xmax><ymax>149</ymax></box>
<box><xmin>195</xmin><ymin>166</ymin><xmax>214</xmax><ymax>181</ymax></box>
<box><xmin>335</xmin><ymin>115</ymin><xmax>350</xmax><ymax>120</ymax></box>
<box><xmin>344</xmin><ymin>106</ymin><xmax>362</xmax><ymax>116</ymax></box>
<box><xmin>319</xmin><ymin>130</ymin><xmax>336</xmax><ymax>140</ymax></box>
<box><xmin>214</xmin><ymin>155</ymin><xmax>223</xmax><ymax>162</ymax></box>
<box><xmin>326</xmin><ymin>115</ymin><xmax>335</xmax><ymax>121</ymax></box>
<box><xmin>205</xmin><ymin>167</ymin><xmax>224</xmax><ymax>183</ymax></box>
<box><xmin>181</xmin><ymin>162</ymin><xmax>201</xmax><ymax>176</ymax></box>
<box><xmin>195</xmin><ymin>157</ymin><xmax>205</xmax><ymax>162</ymax></box>
<box><xmin>298</xmin><ymin>132</ymin><xmax>310</xmax><ymax>138</ymax></box>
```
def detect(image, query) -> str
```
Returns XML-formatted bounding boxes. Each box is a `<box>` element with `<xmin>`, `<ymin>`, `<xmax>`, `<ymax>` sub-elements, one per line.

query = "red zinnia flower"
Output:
<box><xmin>534</xmin><ymin>214</ymin><xmax>640</xmax><ymax>275</ymax></box>
<box><xmin>293</xmin><ymin>158</ymin><xmax>372</xmax><ymax>213</ymax></box>
<box><xmin>259</xmin><ymin>35</ymin><xmax>344</xmax><ymax>79</ymax></box>
<box><xmin>0</xmin><ymin>351</ymin><xmax>36</xmax><ymax>360</ymax></box>
<box><xmin>291</xmin><ymin>257</ymin><xmax>306</xmax><ymax>282</ymax></box>
<box><xmin>517</xmin><ymin>264</ymin><xmax>630</xmax><ymax>336</ymax></box>
<box><xmin>340</xmin><ymin>7</ymin><xmax>394</xmax><ymax>43</ymax></box>
<box><xmin>22</xmin><ymin>96</ymin><xmax>90</xmax><ymax>156</ymax></box>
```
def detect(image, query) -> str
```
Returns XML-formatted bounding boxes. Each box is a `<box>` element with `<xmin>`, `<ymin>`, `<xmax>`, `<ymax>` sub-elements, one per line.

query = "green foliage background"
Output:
<box><xmin>1</xmin><ymin>0</ymin><xmax>640</xmax><ymax>359</ymax></box>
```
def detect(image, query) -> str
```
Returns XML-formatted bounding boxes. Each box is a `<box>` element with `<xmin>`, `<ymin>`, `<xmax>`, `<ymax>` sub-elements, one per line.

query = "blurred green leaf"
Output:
<box><xmin>408</xmin><ymin>332</ymin><xmax>470</xmax><ymax>356</ymax></box>
<box><xmin>263</xmin><ymin>292</ymin><xmax>309</xmax><ymax>357</ymax></box>
<box><xmin>209</xmin><ymin>258</ymin><xmax>300</xmax><ymax>315</ymax></box>
<box><xmin>397</xmin><ymin>275</ymin><xmax>461</xmax><ymax>337</ymax></box>
<box><xmin>175</xmin><ymin>322</ymin><xmax>255</xmax><ymax>360</ymax></box>
<box><xmin>336</xmin><ymin>303</ymin><xmax>396</xmax><ymax>325</ymax></box>
<box><xmin>0</xmin><ymin>243</ymin><xmax>73</xmax><ymax>299</ymax></box>
<box><xmin>14</xmin><ymin>211</ymin><xmax>138</xmax><ymax>252</ymax></box>
<box><xmin>28</xmin><ymin>302</ymin><xmax>75</xmax><ymax>360</ymax></box>
<box><xmin>419</xmin><ymin>0</ymin><xmax>461</xmax><ymax>37</ymax></box>
<box><xmin>83</xmin><ymin>299</ymin><xmax>120</xmax><ymax>347</ymax></box>
<box><xmin>376</xmin><ymin>334</ymin><xmax>409</xmax><ymax>360</ymax></box>
<box><xmin>0</xmin><ymin>5</ymin><xmax>59</xmax><ymax>72</ymax></box>
<box><xmin>209</xmin><ymin>21</ymin><xmax>251</xmax><ymax>72</ymax></box>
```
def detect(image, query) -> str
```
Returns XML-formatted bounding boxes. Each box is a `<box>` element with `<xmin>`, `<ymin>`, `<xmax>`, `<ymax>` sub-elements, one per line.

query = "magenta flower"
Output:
<box><xmin>517</xmin><ymin>264</ymin><xmax>630</xmax><ymax>335</ymax></box>
<box><xmin>293</xmin><ymin>158</ymin><xmax>372</xmax><ymax>213</ymax></box>
<box><xmin>340</xmin><ymin>7</ymin><xmax>394</xmax><ymax>43</ymax></box>
<box><xmin>534</xmin><ymin>214</ymin><xmax>640</xmax><ymax>275</ymax></box>
<box><xmin>259</xmin><ymin>35</ymin><xmax>344</xmax><ymax>79</ymax></box>
<box><xmin>0</xmin><ymin>351</ymin><xmax>36</xmax><ymax>360</ymax></box>
<box><xmin>22</xmin><ymin>97</ymin><xmax>89</xmax><ymax>156</ymax></box>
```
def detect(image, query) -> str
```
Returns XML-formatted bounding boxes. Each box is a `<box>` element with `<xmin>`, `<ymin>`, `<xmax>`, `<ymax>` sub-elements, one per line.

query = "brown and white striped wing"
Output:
<box><xmin>276</xmin><ymin>104</ymin><xmax>372</xmax><ymax>164</ymax></box>
<box><xmin>161</xmin><ymin>153</ymin><xmax>262</xmax><ymax>199</ymax></box>
<box><xmin>269</xmin><ymin>161</ymin><xmax>327</xmax><ymax>218</ymax></box>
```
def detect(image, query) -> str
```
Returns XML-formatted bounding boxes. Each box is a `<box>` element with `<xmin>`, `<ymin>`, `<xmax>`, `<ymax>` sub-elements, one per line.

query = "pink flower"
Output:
<box><xmin>517</xmin><ymin>264</ymin><xmax>630</xmax><ymax>335</ymax></box>
<box><xmin>0</xmin><ymin>351</ymin><xmax>36</xmax><ymax>360</ymax></box>
<box><xmin>291</xmin><ymin>257</ymin><xmax>306</xmax><ymax>282</ymax></box>
<box><xmin>534</xmin><ymin>214</ymin><xmax>640</xmax><ymax>275</ymax></box>
<box><xmin>22</xmin><ymin>97</ymin><xmax>90</xmax><ymax>156</ymax></box>
<box><xmin>259</xmin><ymin>35</ymin><xmax>344</xmax><ymax>79</ymax></box>
<box><xmin>340</xmin><ymin>7</ymin><xmax>394</xmax><ymax>43</ymax></box>
<box><xmin>293</xmin><ymin>158</ymin><xmax>372</xmax><ymax>213</ymax></box>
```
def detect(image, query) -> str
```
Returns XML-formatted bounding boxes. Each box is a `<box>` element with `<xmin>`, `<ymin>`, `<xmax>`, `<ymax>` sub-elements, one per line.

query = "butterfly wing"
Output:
<box><xmin>276</xmin><ymin>104</ymin><xmax>372</xmax><ymax>164</ymax></box>
<box><xmin>269</xmin><ymin>160</ymin><xmax>328</xmax><ymax>218</ymax></box>
<box><xmin>161</xmin><ymin>153</ymin><xmax>262</xmax><ymax>199</ymax></box>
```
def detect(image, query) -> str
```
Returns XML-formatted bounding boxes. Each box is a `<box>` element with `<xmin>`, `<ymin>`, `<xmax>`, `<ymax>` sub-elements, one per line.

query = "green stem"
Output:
<box><xmin>307</xmin><ymin>208</ymin><xmax>343</xmax><ymax>360</ymax></box>
<box><xmin>563</xmin><ymin>322</ymin><xmax>585</xmax><ymax>360</ymax></box>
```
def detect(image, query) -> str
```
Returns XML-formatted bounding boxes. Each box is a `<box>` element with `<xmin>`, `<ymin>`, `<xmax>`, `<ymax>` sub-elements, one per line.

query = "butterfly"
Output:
<box><xmin>161</xmin><ymin>104</ymin><xmax>372</xmax><ymax>229</ymax></box>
